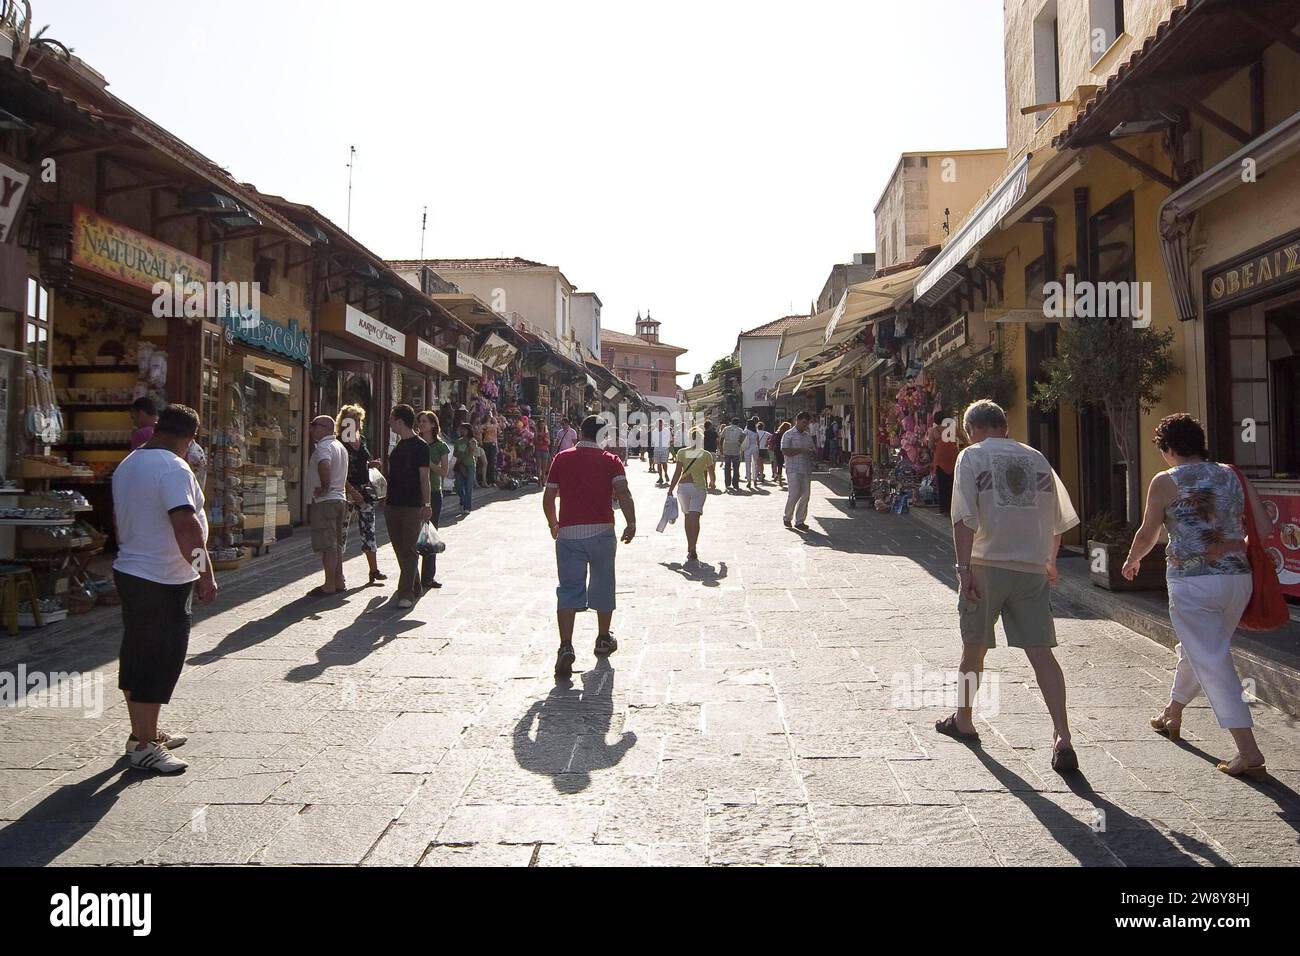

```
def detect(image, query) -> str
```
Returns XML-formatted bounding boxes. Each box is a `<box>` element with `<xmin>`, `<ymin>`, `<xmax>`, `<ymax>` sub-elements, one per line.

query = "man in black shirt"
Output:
<box><xmin>384</xmin><ymin>404</ymin><xmax>431</xmax><ymax>608</ymax></box>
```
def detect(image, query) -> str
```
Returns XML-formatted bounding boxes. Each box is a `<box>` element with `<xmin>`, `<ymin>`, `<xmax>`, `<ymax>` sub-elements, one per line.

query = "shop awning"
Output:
<box><xmin>915</xmin><ymin>154</ymin><xmax>1031</xmax><ymax>305</ymax></box>
<box><xmin>775</xmin><ymin>345</ymin><xmax>873</xmax><ymax>397</ymax></box>
<box><xmin>1159</xmin><ymin>107</ymin><xmax>1300</xmax><ymax>322</ymax></box>
<box><xmin>824</xmin><ymin>266</ymin><xmax>927</xmax><ymax>342</ymax></box>
<box><xmin>684</xmin><ymin>378</ymin><xmax>724</xmax><ymax>407</ymax></box>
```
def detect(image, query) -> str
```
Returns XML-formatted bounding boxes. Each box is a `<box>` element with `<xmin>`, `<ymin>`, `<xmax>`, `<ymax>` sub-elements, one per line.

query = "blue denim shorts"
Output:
<box><xmin>555</xmin><ymin>531</ymin><xmax>617</xmax><ymax>612</ymax></box>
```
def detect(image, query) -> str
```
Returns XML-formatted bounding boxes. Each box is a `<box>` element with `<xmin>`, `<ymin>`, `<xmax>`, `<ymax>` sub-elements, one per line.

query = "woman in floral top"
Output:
<box><xmin>1123</xmin><ymin>414</ymin><xmax>1273</xmax><ymax>779</ymax></box>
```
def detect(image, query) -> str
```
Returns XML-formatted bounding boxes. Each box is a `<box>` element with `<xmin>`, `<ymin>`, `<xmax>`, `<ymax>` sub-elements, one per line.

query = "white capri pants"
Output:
<box><xmin>1167</xmin><ymin>574</ymin><xmax>1253</xmax><ymax>729</ymax></box>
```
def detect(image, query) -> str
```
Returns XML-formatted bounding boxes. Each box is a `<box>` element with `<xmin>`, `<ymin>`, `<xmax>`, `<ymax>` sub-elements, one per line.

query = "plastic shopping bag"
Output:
<box><xmin>656</xmin><ymin>492</ymin><xmax>680</xmax><ymax>533</ymax></box>
<box><xmin>415</xmin><ymin>520</ymin><xmax>445</xmax><ymax>556</ymax></box>
<box><xmin>368</xmin><ymin>467</ymin><xmax>387</xmax><ymax>500</ymax></box>
<box><xmin>442</xmin><ymin>455</ymin><xmax>456</xmax><ymax>492</ymax></box>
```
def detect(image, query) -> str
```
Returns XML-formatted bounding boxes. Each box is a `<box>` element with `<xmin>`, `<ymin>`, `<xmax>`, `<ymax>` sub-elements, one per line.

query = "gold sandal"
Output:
<box><xmin>1150</xmin><ymin>711</ymin><xmax>1181</xmax><ymax>741</ymax></box>
<box><xmin>1216</xmin><ymin>756</ymin><xmax>1268</xmax><ymax>780</ymax></box>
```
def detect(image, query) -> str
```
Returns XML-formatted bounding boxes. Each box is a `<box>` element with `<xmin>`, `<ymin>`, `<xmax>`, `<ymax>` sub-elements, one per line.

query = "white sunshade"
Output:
<box><xmin>824</xmin><ymin>266</ymin><xmax>928</xmax><ymax>343</ymax></box>
<box><xmin>915</xmin><ymin>153</ymin><xmax>1031</xmax><ymax>304</ymax></box>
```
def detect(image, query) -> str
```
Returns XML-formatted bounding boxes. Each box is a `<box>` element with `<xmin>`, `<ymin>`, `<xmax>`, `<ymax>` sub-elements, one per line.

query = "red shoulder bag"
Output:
<box><xmin>1227</xmin><ymin>465</ymin><xmax>1289</xmax><ymax>631</ymax></box>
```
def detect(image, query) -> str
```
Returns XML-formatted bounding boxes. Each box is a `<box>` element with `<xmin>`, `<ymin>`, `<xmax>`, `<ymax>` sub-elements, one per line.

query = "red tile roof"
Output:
<box><xmin>600</xmin><ymin>328</ymin><xmax>688</xmax><ymax>354</ymax></box>
<box><xmin>740</xmin><ymin>315</ymin><xmax>811</xmax><ymax>337</ymax></box>
<box><xmin>388</xmin><ymin>257</ymin><xmax>554</xmax><ymax>271</ymax></box>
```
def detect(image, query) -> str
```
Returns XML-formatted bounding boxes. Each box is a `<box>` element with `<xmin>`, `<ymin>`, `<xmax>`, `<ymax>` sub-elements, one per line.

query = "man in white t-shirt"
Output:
<box><xmin>938</xmin><ymin>399</ymin><xmax>1081</xmax><ymax>774</ymax></box>
<box><xmin>308</xmin><ymin>415</ymin><xmax>350</xmax><ymax>595</ymax></box>
<box><xmin>112</xmin><ymin>404</ymin><xmax>216</xmax><ymax>774</ymax></box>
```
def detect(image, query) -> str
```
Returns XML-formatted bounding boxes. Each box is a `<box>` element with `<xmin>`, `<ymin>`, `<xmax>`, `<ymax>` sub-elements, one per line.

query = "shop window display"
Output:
<box><xmin>207</xmin><ymin>351</ymin><xmax>302</xmax><ymax>562</ymax></box>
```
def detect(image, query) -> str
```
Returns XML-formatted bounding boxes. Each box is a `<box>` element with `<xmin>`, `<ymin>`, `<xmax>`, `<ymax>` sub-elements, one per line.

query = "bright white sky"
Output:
<box><xmin>40</xmin><ymin>0</ymin><xmax>1006</xmax><ymax>382</ymax></box>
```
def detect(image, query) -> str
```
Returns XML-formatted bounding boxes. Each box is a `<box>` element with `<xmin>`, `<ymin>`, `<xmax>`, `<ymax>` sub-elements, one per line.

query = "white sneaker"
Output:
<box><xmin>128</xmin><ymin>741</ymin><xmax>189</xmax><ymax>774</ymax></box>
<box><xmin>397</xmin><ymin>598</ymin><xmax>413</xmax><ymax>609</ymax></box>
<box><xmin>124</xmin><ymin>729</ymin><xmax>188</xmax><ymax>755</ymax></box>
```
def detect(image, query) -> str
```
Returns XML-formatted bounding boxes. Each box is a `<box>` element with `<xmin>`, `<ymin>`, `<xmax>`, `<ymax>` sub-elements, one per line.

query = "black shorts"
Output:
<box><xmin>115</xmin><ymin>570</ymin><xmax>194</xmax><ymax>705</ymax></box>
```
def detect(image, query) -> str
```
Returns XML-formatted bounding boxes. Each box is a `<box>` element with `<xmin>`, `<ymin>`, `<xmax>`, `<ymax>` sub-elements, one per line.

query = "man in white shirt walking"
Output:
<box><xmin>112</xmin><ymin>404</ymin><xmax>216</xmax><ymax>774</ymax></box>
<box><xmin>780</xmin><ymin>411</ymin><xmax>818</xmax><ymax>530</ymax></box>
<box><xmin>308</xmin><ymin>415</ymin><xmax>350</xmax><ymax>595</ymax></box>
<box><xmin>938</xmin><ymin>399</ymin><xmax>1081</xmax><ymax>774</ymax></box>
<box><xmin>720</xmin><ymin>417</ymin><xmax>745</xmax><ymax>491</ymax></box>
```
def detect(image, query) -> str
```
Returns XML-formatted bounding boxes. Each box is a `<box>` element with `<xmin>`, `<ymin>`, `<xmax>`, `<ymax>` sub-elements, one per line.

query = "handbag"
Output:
<box><xmin>1227</xmin><ymin>464</ymin><xmax>1288</xmax><ymax>631</ymax></box>
<box><xmin>415</xmin><ymin>520</ymin><xmax>446</xmax><ymax>556</ymax></box>
<box><xmin>442</xmin><ymin>454</ymin><xmax>457</xmax><ymax>492</ymax></box>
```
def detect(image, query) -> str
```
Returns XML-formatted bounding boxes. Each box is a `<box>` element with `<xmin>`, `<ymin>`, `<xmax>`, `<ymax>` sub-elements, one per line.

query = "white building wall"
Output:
<box><xmin>739</xmin><ymin>336</ymin><xmax>781</xmax><ymax>410</ymax></box>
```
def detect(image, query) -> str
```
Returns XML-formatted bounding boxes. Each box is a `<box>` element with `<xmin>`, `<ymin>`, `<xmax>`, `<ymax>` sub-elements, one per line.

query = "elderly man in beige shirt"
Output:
<box><xmin>937</xmin><ymin>399</ymin><xmax>1081</xmax><ymax>774</ymax></box>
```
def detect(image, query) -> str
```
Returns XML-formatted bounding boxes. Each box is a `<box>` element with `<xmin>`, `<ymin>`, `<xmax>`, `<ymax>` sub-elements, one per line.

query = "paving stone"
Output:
<box><xmin>3</xmin><ymin>468</ymin><xmax>1298</xmax><ymax>867</ymax></box>
<box><xmin>145</xmin><ymin>805</ymin><xmax>302</xmax><ymax>864</ymax></box>
<box><xmin>260</xmin><ymin>804</ymin><xmax>400</xmax><ymax>864</ymax></box>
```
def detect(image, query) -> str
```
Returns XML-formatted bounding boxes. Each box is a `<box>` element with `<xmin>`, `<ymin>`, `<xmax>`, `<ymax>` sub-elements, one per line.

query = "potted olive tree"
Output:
<box><xmin>1033</xmin><ymin>319</ymin><xmax>1178</xmax><ymax>523</ymax></box>
<box><xmin>1081</xmin><ymin>513</ymin><xmax>1167</xmax><ymax>591</ymax></box>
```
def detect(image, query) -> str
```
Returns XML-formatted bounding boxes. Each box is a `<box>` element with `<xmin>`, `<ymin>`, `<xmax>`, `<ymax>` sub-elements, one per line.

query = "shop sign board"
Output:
<box><xmin>412</xmin><ymin>338</ymin><xmax>450</xmax><ymax>374</ymax></box>
<box><xmin>221</xmin><ymin>306</ymin><xmax>310</xmax><ymax>365</ymax></box>
<box><xmin>1256</xmin><ymin>481</ymin><xmax>1300</xmax><ymax>598</ymax></box>
<box><xmin>71</xmin><ymin>205</ymin><xmax>211</xmax><ymax>291</ymax></box>
<box><xmin>921</xmin><ymin>317</ymin><xmax>967</xmax><ymax>365</ymax></box>
<box><xmin>1205</xmin><ymin>229</ymin><xmax>1300</xmax><ymax>312</ymax></box>
<box><xmin>344</xmin><ymin>304</ymin><xmax>405</xmax><ymax>356</ymax></box>
<box><xmin>0</xmin><ymin>154</ymin><xmax>34</xmax><ymax>245</ymax></box>
<box><xmin>453</xmin><ymin>350</ymin><xmax>484</xmax><ymax>378</ymax></box>
<box><xmin>826</xmin><ymin>376</ymin><xmax>854</xmax><ymax>404</ymax></box>
<box><xmin>477</xmin><ymin>332</ymin><xmax>518</xmax><ymax>372</ymax></box>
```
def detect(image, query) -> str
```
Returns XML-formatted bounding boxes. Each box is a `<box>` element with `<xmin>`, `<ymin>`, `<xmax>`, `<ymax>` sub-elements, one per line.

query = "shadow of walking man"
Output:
<box><xmin>970</xmin><ymin>748</ymin><xmax>1231</xmax><ymax>866</ymax></box>
<box><xmin>513</xmin><ymin>658</ymin><xmax>636</xmax><ymax>795</ymax></box>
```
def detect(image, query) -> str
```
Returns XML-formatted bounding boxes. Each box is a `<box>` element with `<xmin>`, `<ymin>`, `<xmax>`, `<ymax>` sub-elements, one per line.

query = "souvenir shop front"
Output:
<box><xmin>447</xmin><ymin>349</ymin><xmax>483</xmax><ymax>409</ymax></box>
<box><xmin>33</xmin><ymin>207</ymin><xmax>209</xmax><ymax>552</ymax></box>
<box><xmin>201</xmin><ymin>305</ymin><xmax>311</xmax><ymax>565</ymax></box>
<box><xmin>471</xmin><ymin>328</ymin><xmax>545</xmax><ymax>486</ymax></box>
<box><xmin>1200</xmin><ymin>227</ymin><xmax>1300</xmax><ymax>599</ymax></box>
<box><xmin>401</xmin><ymin>335</ymin><xmax>448</xmax><ymax>414</ymax></box>
<box><xmin>316</xmin><ymin>301</ymin><xmax>406</xmax><ymax>455</ymax></box>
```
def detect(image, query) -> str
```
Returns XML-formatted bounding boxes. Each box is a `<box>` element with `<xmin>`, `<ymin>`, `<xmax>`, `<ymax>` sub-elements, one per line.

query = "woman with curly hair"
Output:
<box><xmin>1123</xmin><ymin>413</ymin><xmax>1272</xmax><ymax>779</ymax></box>
<box><xmin>337</xmin><ymin>404</ymin><xmax>385</xmax><ymax>586</ymax></box>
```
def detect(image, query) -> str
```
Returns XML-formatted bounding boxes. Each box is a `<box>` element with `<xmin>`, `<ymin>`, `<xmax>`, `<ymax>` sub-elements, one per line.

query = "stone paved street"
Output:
<box><xmin>2</xmin><ymin>466</ymin><xmax>1299</xmax><ymax>866</ymax></box>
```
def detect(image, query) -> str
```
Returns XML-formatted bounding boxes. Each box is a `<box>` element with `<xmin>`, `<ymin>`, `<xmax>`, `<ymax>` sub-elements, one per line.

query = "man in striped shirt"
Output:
<box><xmin>543</xmin><ymin>415</ymin><xmax>638</xmax><ymax>678</ymax></box>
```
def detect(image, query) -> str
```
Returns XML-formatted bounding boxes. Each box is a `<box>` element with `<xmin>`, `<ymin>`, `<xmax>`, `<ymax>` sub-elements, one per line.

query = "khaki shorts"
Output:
<box><xmin>310</xmin><ymin>499</ymin><xmax>348</xmax><ymax>553</ymax></box>
<box><xmin>959</xmin><ymin>565</ymin><xmax>1057</xmax><ymax>649</ymax></box>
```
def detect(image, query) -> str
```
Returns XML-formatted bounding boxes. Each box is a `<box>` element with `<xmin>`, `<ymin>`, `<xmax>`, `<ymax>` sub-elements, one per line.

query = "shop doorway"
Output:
<box><xmin>321</xmin><ymin>344</ymin><xmax>379</xmax><ymax>453</ymax></box>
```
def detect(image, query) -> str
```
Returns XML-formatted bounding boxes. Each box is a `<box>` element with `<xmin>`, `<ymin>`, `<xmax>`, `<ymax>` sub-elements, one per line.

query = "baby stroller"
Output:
<box><xmin>847</xmin><ymin>455</ymin><xmax>874</xmax><ymax>509</ymax></box>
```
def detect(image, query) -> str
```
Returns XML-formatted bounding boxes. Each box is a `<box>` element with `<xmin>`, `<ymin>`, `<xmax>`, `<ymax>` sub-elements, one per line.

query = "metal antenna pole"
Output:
<box><xmin>346</xmin><ymin>145</ymin><xmax>356</xmax><ymax>234</ymax></box>
<box><xmin>420</xmin><ymin>205</ymin><xmax>427</xmax><ymax>259</ymax></box>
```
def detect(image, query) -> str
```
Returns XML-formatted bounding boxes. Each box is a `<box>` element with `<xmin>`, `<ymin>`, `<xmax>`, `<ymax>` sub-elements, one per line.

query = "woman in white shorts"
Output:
<box><xmin>668</xmin><ymin>432</ymin><xmax>714</xmax><ymax>564</ymax></box>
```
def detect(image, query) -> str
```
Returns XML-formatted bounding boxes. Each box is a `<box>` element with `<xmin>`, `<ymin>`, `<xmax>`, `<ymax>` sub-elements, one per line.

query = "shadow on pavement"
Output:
<box><xmin>0</xmin><ymin>762</ymin><xmax>157</xmax><ymax>866</ymax></box>
<box><xmin>661</xmin><ymin>560</ymin><xmax>728</xmax><ymax>588</ymax></box>
<box><xmin>797</xmin><ymin>498</ymin><xmax>959</xmax><ymax>593</ymax></box>
<box><xmin>971</xmin><ymin>747</ymin><xmax>1231</xmax><ymax>866</ymax></box>
<box><xmin>1168</xmin><ymin>737</ymin><xmax>1300</xmax><ymax>840</ymax></box>
<box><xmin>284</xmin><ymin>595</ymin><xmax>419</xmax><ymax>682</ymax></box>
<box><xmin>513</xmin><ymin>658</ymin><xmax>636</xmax><ymax>794</ymax></box>
<box><xmin>187</xmin><ymin>591</ymin><xmax>349</xmax><ymax>667</ymax></box>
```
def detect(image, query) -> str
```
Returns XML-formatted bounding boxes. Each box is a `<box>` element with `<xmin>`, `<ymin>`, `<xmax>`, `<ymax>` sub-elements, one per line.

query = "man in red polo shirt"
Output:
<box><xmin>543</xmin><ymin>415</ymin><xmax>637</xmax><ymax>679</ymax></box>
